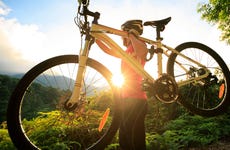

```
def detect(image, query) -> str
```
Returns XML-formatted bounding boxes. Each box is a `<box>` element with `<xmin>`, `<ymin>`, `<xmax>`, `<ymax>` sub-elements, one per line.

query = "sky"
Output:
<box><xmin>0</xmin><ymin>0</ymin><xmax>229</xmax><ymax>75</ymax></box>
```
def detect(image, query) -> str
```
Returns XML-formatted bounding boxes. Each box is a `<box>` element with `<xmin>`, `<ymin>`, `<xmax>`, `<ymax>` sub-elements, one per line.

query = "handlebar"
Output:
<box><xmin>78</xmin><ymin>0</ymin><xmax>100</xmax><ymax>24</ymax></box>
<box><xmin>80</xmin><ymin>0</ymin><xmax>88</xmax><ymax>5</ymax></box>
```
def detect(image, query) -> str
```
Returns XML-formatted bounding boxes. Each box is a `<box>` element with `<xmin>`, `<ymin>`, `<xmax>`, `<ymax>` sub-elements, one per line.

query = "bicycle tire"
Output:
<box><xmin>7</xmin><ymin>55</ymin><xmax>121</xmax><ymax>150</ymax></box>
<box><xmin>167</xmin><ymin>42</ymin><xmax>230</xmax><ymax>117</ymax></box>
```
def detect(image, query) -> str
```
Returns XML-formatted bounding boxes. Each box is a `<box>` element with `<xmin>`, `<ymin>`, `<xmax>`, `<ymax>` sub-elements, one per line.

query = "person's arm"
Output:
<box><xmin>95</xmin><ymin>39</ymin><xmax>121</xmax><ymax>58</ymax></box>
<box><xmin>128</xmin><ymin>33</ymin><xmax>148</xmax><ymax>60</ymax></box>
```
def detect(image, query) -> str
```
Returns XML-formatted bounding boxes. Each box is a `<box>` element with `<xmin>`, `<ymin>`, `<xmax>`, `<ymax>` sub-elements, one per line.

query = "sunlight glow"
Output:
<box><xmin>111</xmin><ymin>73</ymin><xmax>125</xmax><ymax>88</ymax></box>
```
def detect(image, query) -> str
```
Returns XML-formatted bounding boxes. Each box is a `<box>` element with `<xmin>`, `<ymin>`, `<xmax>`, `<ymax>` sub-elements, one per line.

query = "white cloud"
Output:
<box><xmin>0</xmin><ymin>1</ymin><xmax>11</xmax><ymax>15</ymax></box>
<box><xmin>0</xmin><ymin>0</ymin><xmax>229</xmax><ymax>75</ymax></box>
<box><xmin>0</xmin><ymin>0</ymin><xmax>47</xmax><ymax>72</ymax></box>
<box><xmin>0</xmin><ymin>17</ymin><xmax>46</xmax><ymax>56</ymax></box>
<box><xmin>0</xmin><ymin>15</ymin><xmax>81</xmax><ymax>73</ymax></box>
<box><xmin>0</xmin><ymin>16</ymin><xmax>47</xmax><ymax>72</ymax></box>
<box><xmin>0</xmin><ymin>1</ymin><xmax>80</xmax><ymax>73</ymax></box>
<box><xmin>0</xmin><ymin>25</ymin><xmax>32</xmax><ymax>74</ymax></box>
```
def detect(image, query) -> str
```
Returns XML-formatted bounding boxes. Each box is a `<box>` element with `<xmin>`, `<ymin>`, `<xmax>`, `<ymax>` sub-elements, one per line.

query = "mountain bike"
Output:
<box><xmin>7</xmin><ymin>0</ymin><xmax>230</xmax><ymax>149</ymax></box>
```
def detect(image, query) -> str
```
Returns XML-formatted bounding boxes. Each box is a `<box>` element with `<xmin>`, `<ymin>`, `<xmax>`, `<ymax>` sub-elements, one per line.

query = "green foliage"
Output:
<box><xmin>87</xmin><ymin>90</ymin><xmax>113</xmax><ymax>112</ymax></box>
<box><xmin>105</xmin><ymin>143</ymin><xmax>119</xmax><ymax>150</ymax></box>
<box><xmin>0</xmin><ymin>122</ymin><xmax>14</xmax><ymax>150</ymax></box>
<box><xmin>0</xmin><ymin>75</ymin><xmax>18</xmax><ymax>122</ymax></box>
<box><xmin>22</xmin><ymin>106</ymin><xmax>115</xmax><ymax>149</ymax></box>
<box><xmin>145</xmin><ymin>99</ymin><xmax>182</xmax><ymax>133</ymax></box>
<box><xmin>2</xmin><ymin>102</ymin><xmax>230</xmax><ymax>149</ymax></box>
<box><xmin>0</xmin><ymin>74</ymin><xmax>63</xmax><ymax>123</ymax></box>
<box><xmin>145</xmin><ymin>112</ymin><xmax>230</xmax><ymax>149</ymax></box>
<box><xmin>21</xmin><ymin>110</ymin><xmax>105</xmax><ymax>149</ymax></box>
<box><xmin>22</xmin><ymin>82</ymin><xmax>62</xmax><ymax>120</ymax></box>
<box><xmin>197</xmin><ymin>0</ymin><xmax>230</xmax><ymax>44</ymax></box>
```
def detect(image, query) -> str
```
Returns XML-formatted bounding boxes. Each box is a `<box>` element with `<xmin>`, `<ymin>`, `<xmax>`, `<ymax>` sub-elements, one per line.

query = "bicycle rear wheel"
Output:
<box><xmin>167</xmin><ymin>42</ymin><xmax>230</xmax><ymax>116</ymax></box>
<box><xmin>7</xmin><ymin>55</ymin><xmax>120</xmax><ymax>150</ymax></box>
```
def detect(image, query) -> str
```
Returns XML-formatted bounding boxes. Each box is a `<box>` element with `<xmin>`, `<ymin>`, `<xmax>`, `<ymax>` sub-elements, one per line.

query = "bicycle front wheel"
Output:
<box><xmin>7</xmin><ymin>55</ymin><xmax>120</xmax><ymax>150</ymax></box>
<box><xmin>167</xmin><ymin>42</ymin><xmax>230</xmax><ymax>116</ymax></box>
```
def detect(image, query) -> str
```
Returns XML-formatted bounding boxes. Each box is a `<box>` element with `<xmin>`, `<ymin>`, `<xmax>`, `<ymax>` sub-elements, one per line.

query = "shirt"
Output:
<box><xmin>121</xmin><ymin>44</ymin><xmax>147</xmax><ymax>99</ymax></box>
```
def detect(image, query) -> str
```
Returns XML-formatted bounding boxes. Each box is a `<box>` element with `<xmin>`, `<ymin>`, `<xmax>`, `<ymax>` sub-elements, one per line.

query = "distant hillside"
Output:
<box><xmin>8</xmin><ymin>73</ymin><xmax>75</xmax><ymax>90</ymax></box>
<box><xmin>34</xmin><ymin>75</ymin><xmax>75</xmax><ymax>90</ymax></box>
<box><xmin>8</xmin><ymin>73</ymin><xmax>106</xmax><ymax>94</ymax></box>
<box><xmin>0</xmin><ymin>73</ymin><xmax>107</xmax><ymax>122</ymax></box>
<box><xmin>0</xmin><ymin>74</ymin><xmax>76</xmax><ymax>123</ymax></box>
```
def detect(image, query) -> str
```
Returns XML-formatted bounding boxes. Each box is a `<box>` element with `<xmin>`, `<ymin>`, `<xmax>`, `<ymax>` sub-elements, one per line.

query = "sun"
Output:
<box><xmin>111</xmin><ymin>73</ymin><xmax>125</xmax><ymax>87</ymax></box>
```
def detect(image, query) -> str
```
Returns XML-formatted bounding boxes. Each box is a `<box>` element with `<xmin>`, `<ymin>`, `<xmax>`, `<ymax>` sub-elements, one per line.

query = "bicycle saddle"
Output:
<box><xmin>144</xmin><ymin>17</ymin><xmax>171</xmax><ymax>31</ymax></box>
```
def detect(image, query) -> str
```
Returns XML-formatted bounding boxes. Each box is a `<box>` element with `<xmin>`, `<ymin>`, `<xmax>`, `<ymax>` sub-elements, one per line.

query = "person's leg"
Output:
<box><xmin>119</xmin><ymin>99</ymin><xmax>147</xmax><ymax>150</ymax></box>
<box><xmin>119</xmin><ymin>98</ymin><xmax>137</xmax><ymax>150</ymax></box>
<box><xmin>131</xmin><ymin>100</ymin><xmax>147</xmax><ymax>150</ymax></box>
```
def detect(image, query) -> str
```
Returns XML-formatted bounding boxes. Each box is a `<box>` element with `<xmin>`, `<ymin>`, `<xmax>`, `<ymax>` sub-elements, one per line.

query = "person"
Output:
<box><xmin>95</xmin><ymin>20</ymin><xmax>148</xmax><ymax>150</ymax></box>
<box><xmin>119</xmin><ymin>20</ymin><xmax>148</xmax><ymax>150</ymax></box>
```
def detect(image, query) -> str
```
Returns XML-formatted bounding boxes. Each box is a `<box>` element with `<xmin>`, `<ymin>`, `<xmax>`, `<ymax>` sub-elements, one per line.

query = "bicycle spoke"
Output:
<box><xmin>8</xmin><ymin>55</ymin><xmax>119</xmax><ymax>149</ymax></box>
<box><xmin>168</xmin><ymin>42</ymin><xmax>230</xmax><ymax>116</ymax></box>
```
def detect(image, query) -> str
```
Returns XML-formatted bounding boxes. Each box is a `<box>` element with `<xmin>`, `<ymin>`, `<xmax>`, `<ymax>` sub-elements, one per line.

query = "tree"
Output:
<box><xmin>0</xmin><ymin>75</ymin><xmax>18</xmax><ymax>122</ymax></box>
<box><xmin>197</xmin><ymin>0</ymin><xmax>230</xmax><ymax>44</ymax></box>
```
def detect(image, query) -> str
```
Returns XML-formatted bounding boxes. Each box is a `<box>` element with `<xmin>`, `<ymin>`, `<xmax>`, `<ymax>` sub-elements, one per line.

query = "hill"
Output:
<box><xmin>9</xmin><ymin>73</ymin><xmax>75</xmax><ymax>90</ymax></box>
<box><xmin>0</xmin><ymin>73</ymin><xmax>74</xmax><ymax>123</ymax></box>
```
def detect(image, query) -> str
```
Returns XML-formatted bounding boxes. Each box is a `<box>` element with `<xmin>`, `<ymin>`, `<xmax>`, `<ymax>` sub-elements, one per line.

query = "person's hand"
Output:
<box><xmin>142</xmin><ymin>79</ymin><xmax>156</xmax><ymax>98</ymax></box>
<box><xmin>128</xmin><ymin>29</ymin><xmax>140</xmax><ymax>38</ymax></box>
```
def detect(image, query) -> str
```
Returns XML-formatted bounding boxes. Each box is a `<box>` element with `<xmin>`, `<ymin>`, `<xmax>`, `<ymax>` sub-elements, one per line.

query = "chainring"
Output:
<box><xmin>155</xmin><ymin>74</ymin><xmax>179</xmax><ymax>103</ymax></box>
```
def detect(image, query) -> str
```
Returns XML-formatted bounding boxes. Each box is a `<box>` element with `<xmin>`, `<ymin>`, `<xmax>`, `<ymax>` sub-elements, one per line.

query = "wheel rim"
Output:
<box><xmin>9</xmin><ymin>55</ymin><xmax>118</xmax><ymax>149</ymax></box>
<box><xmin>168</xmin><ymin>44</ymin><xmax>229</xmax><ymax>113</ymax></box>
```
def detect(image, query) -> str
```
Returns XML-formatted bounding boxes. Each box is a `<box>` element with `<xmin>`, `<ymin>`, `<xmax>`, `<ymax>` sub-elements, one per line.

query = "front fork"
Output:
<box><xmin>65</xmin><ymin>37</ymin><xmax>93</xmax><ymax>111</ymax></box>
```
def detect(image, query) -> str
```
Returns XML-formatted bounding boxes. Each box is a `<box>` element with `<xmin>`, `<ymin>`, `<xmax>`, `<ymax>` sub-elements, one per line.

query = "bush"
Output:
<box><xmin>2</xmin><ymin>89</ymin><xmax>230</xmax><ymax>149</ymax></box>
<box><xmin>0</xmin><ymin>124</ymin><xmax>15</xmax><ymax>150</ymax></box>
<box><xmin>146</xmin><ymin>112</ymin><xmax>230</xmax><ymax>149</ymax></box>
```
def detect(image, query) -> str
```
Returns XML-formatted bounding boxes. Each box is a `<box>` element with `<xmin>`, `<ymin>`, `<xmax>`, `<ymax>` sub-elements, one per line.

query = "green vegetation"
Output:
<box><xmin>197</xmin><ymin>0</ymin><xmax>230</xmax><ymax>44</ymax></box>
<box><xmin>0</xmin><ymin>75</ymin><xmax>18</xmax><ymax>122</ymax></box>
<box><xmin>1</xmin><ymin>74</ymin><xmax>230</xmax><ymax>149</ymax></box>
<box><xmin>146</xmin><ymin>110</ymin><xmax>230</xmax><ymax>150</ymax></box>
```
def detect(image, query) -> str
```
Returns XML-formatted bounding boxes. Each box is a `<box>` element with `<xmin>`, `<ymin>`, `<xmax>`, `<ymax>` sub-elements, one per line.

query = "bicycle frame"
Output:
<box><xmin>66</xmin><ymin>22</ymin><xmax>210</xmax><ymax>106</ymax></box>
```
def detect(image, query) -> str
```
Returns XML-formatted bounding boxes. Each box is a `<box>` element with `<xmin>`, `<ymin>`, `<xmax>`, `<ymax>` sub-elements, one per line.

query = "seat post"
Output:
<box><xmin>156</xmin><ymin>26</ymin><xmax>163</xmax><ymax>41</ymax></box>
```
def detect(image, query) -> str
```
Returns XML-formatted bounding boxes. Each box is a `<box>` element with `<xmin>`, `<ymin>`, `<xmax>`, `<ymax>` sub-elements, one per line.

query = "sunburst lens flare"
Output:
<box><xmin>111</xmin><ymin>73</ymin><xmax>125</xmax><ymax>88</ymax></box>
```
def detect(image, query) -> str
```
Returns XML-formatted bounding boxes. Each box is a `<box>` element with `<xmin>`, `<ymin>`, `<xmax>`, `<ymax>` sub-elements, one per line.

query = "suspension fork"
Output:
<box><xmin>65</xmin><ymin>35</ymin><xmax>93</xmax><ymax>110</ymax></box>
